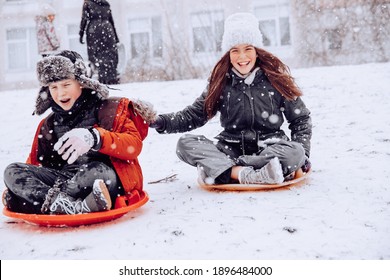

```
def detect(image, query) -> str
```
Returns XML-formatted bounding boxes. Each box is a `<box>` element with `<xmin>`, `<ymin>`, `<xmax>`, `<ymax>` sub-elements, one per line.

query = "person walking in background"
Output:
<box><xmin>79</xmin><ymin>0</ymin><xmax>120</xmax><ymax>85</ymax></box>
<box><xmin>35</xmin><ymin>3</ymin><xmax>60</xmax><ymax>57</ymax></box>
<box><xmin>150</xmin><ymin>13</ymin><xmax>312</xmax><ymax>185</ymax></box>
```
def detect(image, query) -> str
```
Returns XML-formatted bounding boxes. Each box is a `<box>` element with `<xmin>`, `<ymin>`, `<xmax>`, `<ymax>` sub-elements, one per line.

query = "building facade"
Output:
<box><xmin>0</xmin><ymin>0</ymin><xmax>388</xmax><ymax>90</ymax></box>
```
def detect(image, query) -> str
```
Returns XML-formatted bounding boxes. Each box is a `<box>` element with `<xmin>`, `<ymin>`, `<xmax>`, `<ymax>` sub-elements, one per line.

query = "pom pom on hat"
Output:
<box><xmin>221</xmin><ymin>13</ymin><xmax>263</xmax><ymax>53</ymax></box>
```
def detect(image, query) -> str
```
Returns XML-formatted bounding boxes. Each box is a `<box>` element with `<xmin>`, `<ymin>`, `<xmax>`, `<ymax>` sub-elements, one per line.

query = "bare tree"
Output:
<box><xmin>121</xmin><ymin>0</ymin><xmax>220</xmax><ymax>83</ymax></box>
<box><xmin>369</xmin><ymin>0</ymin><xmax>390</xmax><ymax>62</ymax></box>
<box><xmin>292</xmin><ymin>0</ymin><xmax>390</xmax><ymax>67</ymax></box>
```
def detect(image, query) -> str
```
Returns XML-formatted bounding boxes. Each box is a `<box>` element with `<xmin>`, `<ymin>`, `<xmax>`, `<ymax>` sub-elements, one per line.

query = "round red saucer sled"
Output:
<box><xmin>3</xmin><ymin>190</ymin><xmax>148</xmax><ymax>227</ymax></box>
<box><xmin>199</xmin><ymin>168</ymin><xmax>311</xmax><ymax>191</ymax></box>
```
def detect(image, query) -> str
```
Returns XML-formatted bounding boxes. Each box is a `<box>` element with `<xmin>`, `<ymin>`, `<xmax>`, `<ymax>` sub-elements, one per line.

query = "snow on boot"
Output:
<box><xmin>41</xmin><ymin>179</ymin><xmax>112</xmax><ymax>214</ymax></box>
<box><xmin>238</xmin><ymin>157</ymin><xmax>284</xmax><ymax>184</ymax></box>
<box><xmin>83</xmin><ymin>179</ymin><xmax>112</xmax><ymax>212</ymax></box>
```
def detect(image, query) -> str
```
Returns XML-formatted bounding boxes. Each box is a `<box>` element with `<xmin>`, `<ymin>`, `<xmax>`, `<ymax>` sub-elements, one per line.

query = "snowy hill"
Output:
<box><xmin>0</xmin><ymin>62</ymin><xmax>389</xmax><ymax>260</ymax></box>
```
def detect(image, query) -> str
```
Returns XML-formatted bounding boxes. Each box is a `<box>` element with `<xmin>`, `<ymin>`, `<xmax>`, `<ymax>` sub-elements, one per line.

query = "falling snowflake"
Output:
<box><xmin>127</xmin><ymin>146</ymin><xmax>135</xmax><ymax>154</ymax></box>
<box><xmin>261</xmin><ymin>111</ymin><xmax>269</xmax><ymax>118</ymax></box>
<box><xmin>269</xmin><ymin>114</ymin><xmax>279</xmax><ymax>124</ymax></box>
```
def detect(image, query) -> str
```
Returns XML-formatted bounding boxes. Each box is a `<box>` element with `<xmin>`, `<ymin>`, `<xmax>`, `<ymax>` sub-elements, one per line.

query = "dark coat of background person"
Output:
<box><xmin>79</xmin><ymin>0</ymin><xmax>120</xmax><ymax>85</ymax></box>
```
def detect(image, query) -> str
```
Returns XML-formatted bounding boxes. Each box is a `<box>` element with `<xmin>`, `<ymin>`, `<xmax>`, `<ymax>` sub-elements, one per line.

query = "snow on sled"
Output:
<box><xmin>199</xmin><ymin>168</ymin><xmax>311</xmax><ymax>191</ymax></box>
<box><xmin>2</xmin><ymin>190</ymin><xmax>148</xmax><ymax>227</ymax></box>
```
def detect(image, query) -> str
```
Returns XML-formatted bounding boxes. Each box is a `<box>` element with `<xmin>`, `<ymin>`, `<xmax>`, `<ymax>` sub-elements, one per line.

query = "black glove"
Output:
<box><xmin>149</xmin><ymin>116</ymin><xmax>164</xmax><ymax>130</ymax></box>
<box><xmin>79</xmin><ymin>31</ymin><xmax>84</xmax><ymax>44</ymax></box>
<box><xmin>301</xmin><ymin>158</ymin><xmax>311</xmax><ymax>173</ymax></box>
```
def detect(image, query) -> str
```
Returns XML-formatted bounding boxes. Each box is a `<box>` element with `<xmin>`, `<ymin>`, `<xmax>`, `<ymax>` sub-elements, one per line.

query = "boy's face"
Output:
<box><xmin>48</xmin><ymin>79</ymin><xmax>82</xmax><ymax>111</ymax></box>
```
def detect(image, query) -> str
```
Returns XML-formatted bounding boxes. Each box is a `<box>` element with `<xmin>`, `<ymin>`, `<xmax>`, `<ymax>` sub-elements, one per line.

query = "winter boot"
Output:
<box><xmin>84</xmin><ymin>179</ymin><xmax>112</xmax><ymax>212</ymax></box>
<box><xmin>238</xmin><ymin>157</ymin><xmax>284</xmax><ymax>184</ymax></box>
<box><xmin>41</xmin><ymin>179</ymin><xmax>112</xmax><ymax>214</ymax></box>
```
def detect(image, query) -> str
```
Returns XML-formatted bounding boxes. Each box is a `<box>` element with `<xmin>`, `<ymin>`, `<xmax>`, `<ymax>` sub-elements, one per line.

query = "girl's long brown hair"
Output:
<box><xmin>204</xmin><ymin>47</ymin><xmax>302</xmax><ymax>119</ymax></box>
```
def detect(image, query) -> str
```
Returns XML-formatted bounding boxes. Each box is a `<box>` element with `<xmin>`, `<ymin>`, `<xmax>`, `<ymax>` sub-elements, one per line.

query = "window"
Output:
<box><xmin>128</xmin><ymin>16</ymin><xmax>163</xmax><ymax>59</ymax></box>
<box><xmin>6</xmin><ymin>27</ymin><xmax>38</xmax><ymax>71</ymax></box>
<box><xmin>152</xmin><ymin>17</ymin><xmax>163</xmax><ymax>57</ymax></box>
<box><xmin>326</xmin><ymin>29</ymin><xmax>342</xmax><ymax>50</ymax></box>
<box><xmin>254</xmin><ymin>3</ymin><xmax>291</xmax><ymax>47</ymax></box>
<box><xmin>191</xmin><ymin>11</ymin><xmax>224</xmax><ymax>53</ymax></box>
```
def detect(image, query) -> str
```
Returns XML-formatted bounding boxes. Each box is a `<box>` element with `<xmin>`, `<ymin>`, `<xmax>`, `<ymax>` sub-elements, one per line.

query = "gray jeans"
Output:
<box><xmin>176</xmin><ymin>134</ymin><xmax>306</xmax><ymax>184</ymax></box>
<box><xmin>3</xmin><ymin>161</ymin><xmax>121</xmax><ymax>214</ymax></box>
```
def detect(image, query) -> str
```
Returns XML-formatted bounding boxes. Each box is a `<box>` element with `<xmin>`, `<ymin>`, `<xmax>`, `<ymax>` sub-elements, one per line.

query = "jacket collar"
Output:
<box><xmin>228</xmin><ymin>67</ymin><xmax>263</xmax><ymax>87</ymax></box>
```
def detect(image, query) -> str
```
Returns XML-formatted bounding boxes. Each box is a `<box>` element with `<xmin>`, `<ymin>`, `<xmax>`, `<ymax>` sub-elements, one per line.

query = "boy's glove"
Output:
<box><xmin>54</xmin><ymin>128</ymin><xmax>100</xmax><ymax>164</ymax></box>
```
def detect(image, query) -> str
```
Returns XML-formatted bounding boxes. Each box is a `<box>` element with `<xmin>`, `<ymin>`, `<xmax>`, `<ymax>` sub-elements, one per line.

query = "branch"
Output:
<box><xmin>148</xmin><ymin>174</ymin><xmax>178</xmax><ymax>184</ymax></box>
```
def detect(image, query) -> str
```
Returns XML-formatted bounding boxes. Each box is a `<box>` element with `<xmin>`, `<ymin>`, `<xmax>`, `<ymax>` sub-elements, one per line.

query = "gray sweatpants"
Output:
<box><xmin>176</xmin><ymin>134</ymin><xmax>306</xmax><ymax>184</ymax></box>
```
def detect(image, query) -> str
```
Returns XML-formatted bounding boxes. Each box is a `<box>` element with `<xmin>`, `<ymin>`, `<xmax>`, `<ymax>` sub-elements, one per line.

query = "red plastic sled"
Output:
<box><xmin>199</xmin><ymin>169</ymin><xmax>311</xmax><ymax>191</ymax></box>
<box><xmin>2</xmin><ymin>190</ymin><xmax>148</xmax><ymax>227</ymax></box>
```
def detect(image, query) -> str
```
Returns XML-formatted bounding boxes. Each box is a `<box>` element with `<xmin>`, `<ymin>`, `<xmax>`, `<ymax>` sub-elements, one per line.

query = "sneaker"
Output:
<box><xmin>238</xmin><ymin>157</ymin><xmax>284</xmax><ymax>184</ymax></box>
<box><xmin>41</xmin><ymin>179</ymin><xmax>112</xmax><ymax>214</ymax></box>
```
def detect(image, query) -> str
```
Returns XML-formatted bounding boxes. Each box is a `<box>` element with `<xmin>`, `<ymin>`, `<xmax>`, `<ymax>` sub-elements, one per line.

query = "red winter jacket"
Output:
<box><xmin>27</xmin><ymin>97</ymin><xmax>148</xmax><ymax>196</ymax></box>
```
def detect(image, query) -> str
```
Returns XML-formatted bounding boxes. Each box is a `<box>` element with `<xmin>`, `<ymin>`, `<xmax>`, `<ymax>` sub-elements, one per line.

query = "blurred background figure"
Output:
<box><xmin>79</xmin><ymin>0</ymin><xmax>120</xmax><ymax>85</ymax></box>
<box><xmin>35</xmin><ymin>3</ymin><xmax>61</xmax><ymax>57</ymax></box>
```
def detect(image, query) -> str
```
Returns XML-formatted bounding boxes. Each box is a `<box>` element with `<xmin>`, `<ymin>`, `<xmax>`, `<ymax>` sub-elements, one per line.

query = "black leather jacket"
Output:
<box><xmin>158</xmin><ymin>69</ymin><xmax>312</xmax><ymax>157</ymax></box>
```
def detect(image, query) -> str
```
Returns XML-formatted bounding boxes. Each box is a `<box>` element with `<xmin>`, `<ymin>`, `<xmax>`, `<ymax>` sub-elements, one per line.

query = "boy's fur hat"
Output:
<box><xmin>34</xmin><ymin>50</ymin><xmax>109</xmax><ymax>115</ymax></box>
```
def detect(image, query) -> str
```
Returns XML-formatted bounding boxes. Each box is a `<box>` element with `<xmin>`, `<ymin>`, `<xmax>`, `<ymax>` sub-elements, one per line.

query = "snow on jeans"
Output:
<box><xmin>176</xmin><ymin>134</ymin><xmax>306</xmax><ymax>184</ymax></box>
<box><xmin>3</xmin><ymin>161</ymin><xmax>121</xmax><ymax>214</ymax></box>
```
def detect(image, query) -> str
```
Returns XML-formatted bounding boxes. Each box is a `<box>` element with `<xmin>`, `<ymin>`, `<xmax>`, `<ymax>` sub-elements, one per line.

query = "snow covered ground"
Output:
<box><xmin>0</xmin><ymin>62</ymin><xmax>389</xmax><ymax>260</ymax></box>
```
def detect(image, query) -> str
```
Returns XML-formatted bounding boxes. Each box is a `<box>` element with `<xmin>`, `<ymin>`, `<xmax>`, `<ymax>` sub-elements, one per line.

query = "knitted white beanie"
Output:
<box><xmin>221</xmin><ymin>13</ymin><xmax>263</xmax><ymax>53</ymax></box>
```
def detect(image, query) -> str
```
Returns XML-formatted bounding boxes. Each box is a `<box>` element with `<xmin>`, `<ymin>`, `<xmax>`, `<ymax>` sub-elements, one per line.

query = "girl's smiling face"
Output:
<box><xmin>229</xmin><ymin>44</ymin><xmax>257</xmax><ymax>75</ymax></box>
<box><xmin>49</xmin><ymin>79</ymin><xmax>82</xmax><ymax>111</ymax></box>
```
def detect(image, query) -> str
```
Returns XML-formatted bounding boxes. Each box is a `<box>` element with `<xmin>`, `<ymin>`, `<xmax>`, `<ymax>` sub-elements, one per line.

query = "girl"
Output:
<box><xmin>35</xmin><ymin>4</ymin><xmax>60</xmax><ymax>57</ymax></box>
<box><xmin>150</xmin><ymin>13</ymin><xmax>312</xmax><ymax>185</ymax></box>
<box><xmin>2</xmin><ymin>50</ymin><xmax>153</xmax><ymax>214</ymax></box>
